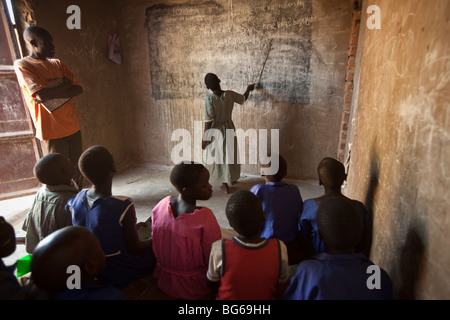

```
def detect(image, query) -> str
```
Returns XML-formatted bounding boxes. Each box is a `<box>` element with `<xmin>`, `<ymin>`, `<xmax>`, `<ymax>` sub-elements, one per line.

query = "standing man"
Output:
<box><xmin>14</xmin><ymin>26</ymin><xmax>83</xmax><ymax>189</ymax></box>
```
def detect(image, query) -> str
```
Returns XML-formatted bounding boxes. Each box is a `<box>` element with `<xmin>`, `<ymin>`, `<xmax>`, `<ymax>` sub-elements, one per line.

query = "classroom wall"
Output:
<box><xmin>18</xmin><ymin>0</ymin><xmax>354</xmax><ymax>179</ymax></box>
<box><xmin>13</xmin><ymin>0</ymin><xmax>450</xmax><ymax>300</ymax></box>
<box><xmin>345</xmin><ymin>0</ymin><xmax>450</xmax><ymax>299</ymax></box>
<box><xmin>118</xmin><ymin>0</ymin><xmax>354</xmax><ymax>179</ymax></box>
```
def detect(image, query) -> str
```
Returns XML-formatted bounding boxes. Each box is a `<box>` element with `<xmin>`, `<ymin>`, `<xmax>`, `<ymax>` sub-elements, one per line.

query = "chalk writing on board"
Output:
<box><xmin>146</xmin><ymin>0</ymin><xmax>312</xmax><ymax>104</ymax></box>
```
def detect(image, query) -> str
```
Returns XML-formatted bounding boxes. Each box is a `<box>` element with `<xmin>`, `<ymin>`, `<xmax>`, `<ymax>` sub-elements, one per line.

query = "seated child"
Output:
<box><xmin>0</xmin><ymin>216</ymin><xmax>46</xmax><ymax>299</ymax></box>
<box><xmin>22</xmin><ymin>153</ymin><xmax>78</xmax><ymax>253</ymax></box>
<box><xmin>250</xmin><ymin>154</ymin><xmax>303</xmax><ymax>264</ymax></box>
<box><xmin>207</xmin><ymin>190</ymin><xmax>290</xmax><ymax>300</ymax></box>
<box><xmin>299</xmin><ymin>157</ymin><xmax>368</xmax><ymax>256</ymax></box>
<box><xmin>67</xmin><ymin>145</ymin><xmax>155</xmax><ymax>288</ymax></box>
<box><xmin>1</xmin><ymin>216</ymin><xmax>26</xmax><ymax>299</ymax></box>
<box><xmin>151</xmin><ymin>161</ymin><xmax>221</xmax><ymax>300</ymax></box>
<box><xmin>31</xmin><ymin>226</ymin><xmax>127</xmax><ymax>300</ymax></box>
<box><xmin>283</xmin><ymin>196</ymin><xmax>392</xmax><ymax>300</ymax></box>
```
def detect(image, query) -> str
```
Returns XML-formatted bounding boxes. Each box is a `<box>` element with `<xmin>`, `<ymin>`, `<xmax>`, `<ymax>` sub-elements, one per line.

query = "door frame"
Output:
<box><xmin>0</xmin><ymin>0</ymin><xmax>42</xmax><ymax>200</ymax></box>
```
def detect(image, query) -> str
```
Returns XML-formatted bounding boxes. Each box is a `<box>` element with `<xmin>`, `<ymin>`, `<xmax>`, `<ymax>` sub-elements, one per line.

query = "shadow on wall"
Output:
<box><xmin>362</xmin><ymin>146</ymin><xmax>379</xmax><ymax>259</ymax></box>
<box><xmin>391</xmin><ymin>151</ymin><xmax>428</xmax><ymax>299</ymax></box>
<box><xmin>395</xmin><ymin>225</ymin><xmax>426</xmax><ymax>299</ymax></box>
<box><xmin>366</xmin><ymin>144</ymin><xmax>427</xmax><ymax>299</ymax></box>
<box><xmin>390</xmin><ymin>184</ymin><xmax>427</xmax><ymax>300</ymax></box>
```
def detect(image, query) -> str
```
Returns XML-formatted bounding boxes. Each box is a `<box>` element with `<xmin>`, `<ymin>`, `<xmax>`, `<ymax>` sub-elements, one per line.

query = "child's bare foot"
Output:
<box><xmin>220</xmin><ymin>183</ymin><xmax>229</xmax><ymax>194</ymax></box>
<box><xmin>231</xmin><ymin>180</ymin><xmax>238</xmax><ymax>185</ymax></box>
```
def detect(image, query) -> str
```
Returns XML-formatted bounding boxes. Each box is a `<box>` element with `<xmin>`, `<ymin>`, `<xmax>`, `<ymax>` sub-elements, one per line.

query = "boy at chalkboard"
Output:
<box><xmin>14</xmin><ymin>26</ymin><xmax>84</xmax><ymax>189</ymax></box>
<box><xmin>202</xmin><ymin>73</ymin><xmax>255</xmax><ymax>194</ymax></box>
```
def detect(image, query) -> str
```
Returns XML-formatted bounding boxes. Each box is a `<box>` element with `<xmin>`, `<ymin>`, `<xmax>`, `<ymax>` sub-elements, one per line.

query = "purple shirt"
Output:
<box><xmin>299</xmin><ymin>199</ymin><xmax>368</xmax><ymax>255</ymax></box>
<box><xmin>52</xmin><ymin>282</ymin><xmax>127</xmax><ymax>300</ymax></box>
<box><xmin>68</xmin><ymin>189</ymin><xmax>155</xmax><ymax>287</ymax></box>
<box><xmin>250</xmin><ymin>182</ymin><xmax>303</xmax><ymax>243</ymax></box>
<box><xmin>283</xmin><ymin>253</ymin><xmax>393</xmax><ymax>300</ymax></box>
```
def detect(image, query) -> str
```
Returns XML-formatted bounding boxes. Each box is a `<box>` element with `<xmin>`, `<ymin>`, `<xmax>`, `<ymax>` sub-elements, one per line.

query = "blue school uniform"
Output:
<box><xmin>299</xmin><ymin>199</ymin><xmax>367</xmax><ymax>255</ymax></box>
<box><xmin>0</xmin><ymin>260</ymin><xmax>23</xmax><ymax>299</ymax></box>
<box><xmin>1</xmin><ymin>260</ymin><xmax>47</xmax><ymax>299</ymax></box>
<box><xmin>52</xmin><ymin>282</ymin><xmax>127</xmax><ymax>300</ymax></box>
<box><xmin>250</xmin><ymin>182</ymin><xmax>303</xmax><ymax>243</ymax></box>
<box><xmin>282</xmin><ymin>252</ymin><xmax>393</xmax><ymax>300</ymax></box>
<box><xmin>68</xmin><ymin>189</ymin><xmax>156</xmax><ymax>288</ymax></box>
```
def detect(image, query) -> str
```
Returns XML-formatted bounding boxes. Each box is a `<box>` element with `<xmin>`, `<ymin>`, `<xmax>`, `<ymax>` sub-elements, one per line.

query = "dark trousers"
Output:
<box><xmin>41</xmin><ymin>130</ymin><xmax>83</xmax><ymax>190</ymax></box>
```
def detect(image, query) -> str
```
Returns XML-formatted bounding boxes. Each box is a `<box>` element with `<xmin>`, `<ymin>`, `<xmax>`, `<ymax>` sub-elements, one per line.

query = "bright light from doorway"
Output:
<box><xmin>5</xmin><ymin>0</ymin><xmax>16</xmax><ymax>25</ymax></box>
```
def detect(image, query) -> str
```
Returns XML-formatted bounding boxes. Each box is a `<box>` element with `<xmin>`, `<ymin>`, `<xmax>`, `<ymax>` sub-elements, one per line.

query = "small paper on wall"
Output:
<box><xmin>108</xmin><ymin>33</ymin><xmax>122</xmax><ymax>64</ymax></box>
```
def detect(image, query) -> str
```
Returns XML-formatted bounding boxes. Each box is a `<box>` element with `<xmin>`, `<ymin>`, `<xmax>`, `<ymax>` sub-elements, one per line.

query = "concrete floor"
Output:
<box><xmin>1</xmin><ymin>163</ymin><xmax>323</xmax><ymax>271</ymax></box>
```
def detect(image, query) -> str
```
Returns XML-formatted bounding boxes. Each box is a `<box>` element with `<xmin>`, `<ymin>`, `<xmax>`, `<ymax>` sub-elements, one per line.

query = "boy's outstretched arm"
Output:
<box><xmin>243</xmin><ymin>83</ymin><xmax>255</xmax><ymax>101</ymax></box>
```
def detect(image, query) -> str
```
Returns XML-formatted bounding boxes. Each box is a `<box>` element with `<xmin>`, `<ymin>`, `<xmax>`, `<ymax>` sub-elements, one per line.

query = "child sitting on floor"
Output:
<box><xmin>151</xmin><ymin>161</ymin><xmax>221</xmax><ymax>300</ymax></box>
<box><xmin>283</xmin><ymin>197</ymin><xmax>392</xmax><ymax>300</ymax></box>
<box><xmin>1</xmin><ymin>216</ymin><xmax>45</xmax><ymax>299</ymax></box>
<box><xmin>67</xmin><ymin>145</ymin><xmax>155</xmax><ymax>288</ymax></box>
<box><xmin>22</xmin><ymin>153</ymin><xmax>78</xmax><ymax>253</ymax></box>
<box><xmin>31</xmin><ymin>226</ymin><xmax>127</xmax><ymax>300</ymax></box>
<box><xmin>299</xmin><ymin>157</ymin><xmax>368</xmax><ymax>256</ymax></box>
<box><xmin>250</xmin><ymin>154</ymin><xmax>304</xmax><ymax>264</ymax></box>
<box><xmin>207</xmin><ymin>190</ymin><xmax>290</xmax><ymax>300</ymax></box>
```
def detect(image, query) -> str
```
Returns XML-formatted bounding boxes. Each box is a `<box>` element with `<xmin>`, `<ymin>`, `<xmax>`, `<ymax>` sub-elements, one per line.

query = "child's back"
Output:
<box><xmin>152</xmin><ymin>162</ymin><xmax>221</xmax><ymax>299</ymax></box>
<box><xmin>210</xmin><ymin>237</ymin><xmax>287</xmax><ymax>300</ymax></box>
<box><xmin>299</xmin><ymin>157</ymin><xmax>367</xmax><ymax>256</ymax></box>
<box><xmin>251</xmin><ymin>155</ymin><xmax>303</xmax><ymax>265</ymax></box>
<box><xmin>22</xmin><ymin>153</ymin><xmax>78</xmax><ymax>253</ymax></box>
<box><xmin>251</xmin><ymin>182</ymin><xmax>303</xmax><ymax>240</ymax></box>
<box><xmin>152</xmin><ymin>196</ymin><xmax>221</xmax><ymax>299</ymax></box>
<box><xmin>283</xmin><ymin>251</ymin><xmax>392</xmax><ymax>300</ymax></box>
<box><xmin>250</xmin><ymin>155</ymin><xmax>302</xmax><ymax>243</ymax></box>
<box><xmin>284</xmin><ymin>197</ymin><xmax>392</xmax><ymax>300</ymax></box>
<box><xmin>208</xmin><ymin>190</ymin><xmax>289</xmax><ymax>300</ymax></box>
<box><xmin>69</xmin><ymin>191</ymin><xmax>155</xmax><ymax>287</ymax></box>
<box><xmin>300</xmin><ymin>198</ymin><xmax>367</xmax><ymax>255</ymax></box>
<box><xmin>1</xmin><ymin>216</ymin><xmax>47</xmax><ymax>300</ymax></box>
<box><xmin>68</xmin><ymin>146</ymin><xmax>155</xmax><ymax>288</ymax></box>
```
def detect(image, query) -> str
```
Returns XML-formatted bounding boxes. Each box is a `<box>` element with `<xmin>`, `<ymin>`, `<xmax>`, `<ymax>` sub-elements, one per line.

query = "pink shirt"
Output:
<box><xmin>151</xmin><ymin>196</ymin><xmax>221</xmax><ymax>299</ymax></box>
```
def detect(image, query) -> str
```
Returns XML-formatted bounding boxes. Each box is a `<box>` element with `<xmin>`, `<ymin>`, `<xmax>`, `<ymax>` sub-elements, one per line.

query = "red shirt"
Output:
<box><xmin>218</xmin><ymin>238</ymin><xmax>281</xmax><ymax>300</ymax></box>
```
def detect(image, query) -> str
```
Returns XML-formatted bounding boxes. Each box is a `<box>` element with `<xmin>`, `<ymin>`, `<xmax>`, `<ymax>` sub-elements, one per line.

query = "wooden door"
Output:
<box><xmin>0</xmin><ymin>1</ymin><xmax>40</xmax><ymax>199</ymax></box>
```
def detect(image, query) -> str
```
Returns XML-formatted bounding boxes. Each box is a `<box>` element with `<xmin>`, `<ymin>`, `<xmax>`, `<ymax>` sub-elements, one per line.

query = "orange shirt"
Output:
<box><xmin>14</xmin><ymin>56</ymin><xmax>80</xmax><ymax>141</ymax></box>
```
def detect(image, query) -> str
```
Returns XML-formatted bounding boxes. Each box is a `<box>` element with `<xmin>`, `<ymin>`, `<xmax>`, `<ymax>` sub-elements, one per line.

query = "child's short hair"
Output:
<box><xmin>34</xmin><ymin>153</ymin><xmax>71</xmax><ymax>186</ymax></box>
<box><xmin>31</xmin><ymin>226</ymin><xmax>105</xmax><ymax>290</ymax></box>
<box><xmin>316</xmin><ymin>197</ymin><xmax>362</xmax><ymax>252</ymax></box>
<box><xmin>78</xmin><ymin>145</ymin><xmax>115</xmax><ymax>185</ymax></box>
<box><xmin>226</xmin><ymin>190</ymin><xmax>265</xmax><ymax>237</ymax></box>
<box><xmin>317</xmin><ymin>157</ymin><xmax>347</xmax><ymax>189</ymax></box>
<box><xmin>261</xmin><ymin>154</ymin><xmax>287</xmax><ymax>182</ymax></box>
<box><xmin>23</xmin><ymin>25</ymin><xmax>51</xmax><ymax>42</ymax></box>
<box><xmin>170</xmin><ymin>161</ymin><xmax>207</xmax><ymax>192</ymax></box>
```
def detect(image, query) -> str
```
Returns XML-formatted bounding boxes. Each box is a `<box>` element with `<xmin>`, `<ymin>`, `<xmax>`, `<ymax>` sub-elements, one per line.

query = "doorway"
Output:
<box><xmin>0</xmin><ymin>0</ymin><xmax>41</xmax><ymax>199</ymax></box>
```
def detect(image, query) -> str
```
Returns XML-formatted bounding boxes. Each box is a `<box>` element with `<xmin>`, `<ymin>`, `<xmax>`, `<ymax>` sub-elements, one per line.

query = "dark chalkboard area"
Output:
<box><xmin>146</xmin><ymin>0</ymin><xmax>312</xmax><ymax>104</ymax></box>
